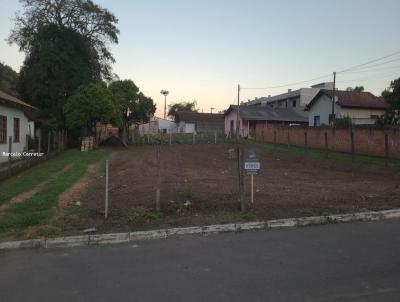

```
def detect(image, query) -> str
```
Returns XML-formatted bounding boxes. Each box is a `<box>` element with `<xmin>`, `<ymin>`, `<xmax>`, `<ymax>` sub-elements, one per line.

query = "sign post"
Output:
<box><xmin>244</xmin><ymin>149</ymin><xmax>260</xmax><ymax>205</ymax></box>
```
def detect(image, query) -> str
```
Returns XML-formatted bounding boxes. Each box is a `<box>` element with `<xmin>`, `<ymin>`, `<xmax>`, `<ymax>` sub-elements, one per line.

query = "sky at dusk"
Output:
<box><xmin>1</xmin><ymin>0</ymin><xmax>400</xmax><ymax>117</ymax></box>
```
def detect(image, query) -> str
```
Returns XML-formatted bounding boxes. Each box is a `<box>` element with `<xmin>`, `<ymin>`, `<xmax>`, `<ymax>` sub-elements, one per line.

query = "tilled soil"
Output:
<box><xmin>88</xmin><ymin>144</ymin><xmax>400</xmax><ymax>221</ymax></box>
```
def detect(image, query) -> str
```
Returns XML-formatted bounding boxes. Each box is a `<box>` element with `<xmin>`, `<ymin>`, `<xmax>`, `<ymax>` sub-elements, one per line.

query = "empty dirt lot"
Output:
<box><xmin>80</xmin><ymin>143</ymin><xmax>400</xmax><ymax>231</ymax></box>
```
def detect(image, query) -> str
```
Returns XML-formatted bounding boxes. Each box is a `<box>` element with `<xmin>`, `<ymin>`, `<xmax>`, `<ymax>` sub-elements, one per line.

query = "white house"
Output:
<box><xmin>305</xmin><ymin>89</ymin><xmax>389</xmax><ymax>126</ymax></box>
<box><xmin>0</xmin><ymin>90</ymin><xmax>37</xmax><ymax>163</ymax></box>
<box><xmin>138</xmin><ymin>116</ymin><xmax>177</xmax><ymax>134</ymax></box>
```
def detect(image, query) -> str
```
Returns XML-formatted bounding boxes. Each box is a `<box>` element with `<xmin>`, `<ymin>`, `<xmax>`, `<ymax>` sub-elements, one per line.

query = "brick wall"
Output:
<box><xmin>256</xmin><ymin>122</ymin><xmax>400</xmax><ymax>159</ymax></box>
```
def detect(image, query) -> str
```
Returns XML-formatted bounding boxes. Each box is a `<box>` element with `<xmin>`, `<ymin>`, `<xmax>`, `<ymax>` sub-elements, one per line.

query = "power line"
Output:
<box><xmin>337</xmin><ymin>50</ymin><xmax>400</xmax><ymax>74</ymax></box>
<box><xmin>239</xmin><ymin>49</ymin><xmax>400</xmax><ymax>96</ymax></box>
<box><xmin>241</xmin><ymin>74</ymin><xmax>331</xmax><ymax>90</ymax></box>
<box><xmin>338</xmin><ymin>58</ymin><xmax>400</xmax><ymax>74</ymax></box>
<box><xmin>340</xmin><ymin>64</ymin><xmax>400</xmax><ymax>75</ymax></box>
<box><xmin>336</xmin><ymin>70</ymin><xmax>400</xmax><ymax>84</ymax></box>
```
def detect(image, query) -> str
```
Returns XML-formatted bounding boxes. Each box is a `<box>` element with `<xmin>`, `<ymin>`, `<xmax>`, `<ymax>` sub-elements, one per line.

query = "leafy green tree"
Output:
<box><xmin>64</xmin><ymin>82</ymin><xmax>119</xmax><ymax>133</ymax></box>
<box><xmin>9</xmin><ymin>0</ymin><xmax>119</xmax><ymax>79</ymax></box>
<box><xmin>346</xmin><ymin>86</ymin><xmax>364</xmax><ymax>92</ymax></box>
<box><xmin>131</xmin><ymin>92</ymin><xmax>156</xmax><ymax>123</ymax></box>
<box><xmin>168</xmin><ymin>101</ymin><xmax>197</xmax><ymax>121</ymax></box>
<box><xmin>18</xmin><ymin>24</ymin><xmax>101</xmax><ymax>129</ymax></box>
<box><xmin>0</xmin><ymin>62</ymin><xmax>18</xmax><ymax>96</ymax></box>
<box><xmin>377</xmin><ymin>77</ymin><xmax>400</xmax><ymax>125</ymax></box>
<box><xmin>109</xmin><ymin>80</ymin><xmax>156</xmax><ymax>142</ymax></box>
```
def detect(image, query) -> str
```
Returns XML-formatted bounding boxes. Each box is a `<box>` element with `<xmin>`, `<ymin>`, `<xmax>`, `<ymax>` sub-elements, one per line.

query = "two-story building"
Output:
<box><xmin>305</xmin><ymin>89</ymin><xmax>388</xmax><ymax>126</ymax></box>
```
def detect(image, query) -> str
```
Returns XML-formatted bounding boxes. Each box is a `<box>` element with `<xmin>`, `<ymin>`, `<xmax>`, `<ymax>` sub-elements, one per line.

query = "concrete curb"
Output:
<box><xmin>1</xmin><ymin>208</ymin><xmax>400</xmax><ymax>251</ymax></box>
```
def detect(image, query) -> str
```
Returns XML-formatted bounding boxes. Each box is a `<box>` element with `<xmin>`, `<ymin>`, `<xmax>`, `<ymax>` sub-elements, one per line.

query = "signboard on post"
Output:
<box><xmin>244</xmin><ymin>149</ymin><xmax>260</xmax><ymax>175</ymax></box>
<box><xmin>244</xmin><ymin>149</ymin><xmax>261</xmax><ymax>205</ymax></box>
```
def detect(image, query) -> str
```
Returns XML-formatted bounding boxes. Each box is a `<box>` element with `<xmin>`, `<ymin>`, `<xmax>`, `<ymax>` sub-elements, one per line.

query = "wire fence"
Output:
<box><xmin>130</xmin><ymin>132</ymin><xmax>237</xmax><ymax>145</ymax></box>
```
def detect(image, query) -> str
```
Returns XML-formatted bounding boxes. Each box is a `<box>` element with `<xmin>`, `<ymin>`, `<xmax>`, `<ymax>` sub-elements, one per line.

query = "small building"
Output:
<box><xmin>244</xmin><ymin>82</ymin><xmax>334</xmax><ymax>110</ymax></box>
<box><xmin>138</xmin><ymin>116</ymin><xmax>177</xmax><ymax>135</ymax></box>
<box><xmin>176</xmin><ymin>112</ymin><xmax>224</xmax><ymax>134</ymax></box>
<box><xmin>305</xmin><ymin>89</ymin><xmax>389</xmax><ymax>126</ymax></box>
<box><xmin>0</xmin><ymin>90</ymin><xmax>37</xmax><ymax>162</ymax></box>
<box><xmin>224</xmin><ymin>105</ymin><xmax>308</xmax><ymax>138</ymax></box>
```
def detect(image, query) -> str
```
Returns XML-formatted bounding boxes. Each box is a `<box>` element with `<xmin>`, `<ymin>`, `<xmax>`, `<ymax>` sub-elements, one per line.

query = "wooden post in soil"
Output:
<box><xmin>47</xmin><ymin>131</ymin><xmax>51</xmax><ymax>154</ymax></box>
<box><xmin>350</xmin><ymin>129</ymin><xmax>355</xmax><ymax>162</ymax></box>
<box><xmin>385</xmin><ymin>133</ymin><xmax>389</xmax><ymax>166</ymax></box>
<box><xmin>324</xmin><ymin>131</ymin><xmax>328</xmax><ymax>158</ymax></box>
<box><xmin>105</xmin><ymin>160</ymin><xmax>109</xmax><ymax>219</ymax></box>
<box><xmin>192</xmin><ymin>132</ymin><xmax>196</xmax><ymax>145</ymax></box>
<box><xmin>250</xmin><ymin>174</ymin><xmax>254</xmax><ymax>204</ymax></box>
<box><xmin>155</xmin><ymin>145</ymin><xmax>161</xmax><ymax>211</ymax></box>
<box><xmin>8</xmin><ymin>136</ymin><xmax>12</xmax><ymax>173</ymax></box>
<box><xmin>214</xmin><ymin>131</ymin><xmax>217</xmax><ymax>144</ymax></box>
<box><xmin>169</xmin><ymin>133</ymin><xmax>172</xmax><ymax>145</ymax></box>
<box><xmin>37</xmin><ymin>132</ymin><xmax>41</xmax><ymax>153</ymax></box>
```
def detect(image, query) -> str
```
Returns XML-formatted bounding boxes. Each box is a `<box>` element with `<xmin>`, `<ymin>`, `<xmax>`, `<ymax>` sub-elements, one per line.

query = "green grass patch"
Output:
<box><xmin>243</xmin><ymin>140</ymin><xmax>400</xmax><ymax>169</ymax></box>
<box><xmin>0</xmin><ymin>149</ymin><xmax>110</xmax><ymax>233</ymax></box>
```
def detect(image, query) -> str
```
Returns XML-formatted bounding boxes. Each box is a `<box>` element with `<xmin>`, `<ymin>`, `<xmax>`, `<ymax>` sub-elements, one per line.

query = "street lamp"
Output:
<box><xmin>160</xmin><ymin>90</ymin><xmax>169</xmax><ymax>119</ymax></box>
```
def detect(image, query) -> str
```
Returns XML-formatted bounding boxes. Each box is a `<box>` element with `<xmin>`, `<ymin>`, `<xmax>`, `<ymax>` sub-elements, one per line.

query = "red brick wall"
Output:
<box><xmin>255</xmin><ymin>122</ymin><xmax>400</xmax><ymax>159</ymax></box>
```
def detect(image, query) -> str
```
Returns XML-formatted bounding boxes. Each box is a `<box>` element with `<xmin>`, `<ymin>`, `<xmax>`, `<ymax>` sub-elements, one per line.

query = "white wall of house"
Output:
<box><xmin>0</xmin><ymin>104</ymin><xmax>30</xmax><ymax>163</ymax></box>
<box><xmin>308</xmin><ymin>95</ymin><xmax>385</xmax><ymax>126</ymax></box>
<box><xmin>157</xmin><ymin>118</ymin><xmax>178</xmax><ymax>133</ymax></box>
<box><xmin>177</xmin><ymin>121</ymin><xmax>195</xmax><ymax>133</ymax></box>
<box><xmin>308</xmin><ymin>95</ymin><xmax>341</xmax><ymax>126</ymax></box>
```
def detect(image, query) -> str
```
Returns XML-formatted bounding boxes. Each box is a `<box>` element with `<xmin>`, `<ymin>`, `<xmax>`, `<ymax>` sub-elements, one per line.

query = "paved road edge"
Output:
<box><xmin>1</xmin><ymin>208</ymin><xmax>400</xmax><ymax>250</ymax></box>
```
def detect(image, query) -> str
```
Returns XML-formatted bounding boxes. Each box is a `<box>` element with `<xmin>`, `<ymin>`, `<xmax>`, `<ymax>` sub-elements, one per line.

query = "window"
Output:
<box><xmin>313</xmin><ymin>116</ymin><xmax>320</xmax><ymax>127</ymax></box>
<box><xmin>14</xmin><ymin>118</ymin><xmax>20</xmax><ymax>142</ymax></box>
<box><xmin>0</xmin><ymin>115</ymin><xmax>6</xmax><ymax>144</ymax></box>
<box><xmin>292</xmin><ymin>100</ymin><xmax>297</xmax><ymax>108</ymax></box>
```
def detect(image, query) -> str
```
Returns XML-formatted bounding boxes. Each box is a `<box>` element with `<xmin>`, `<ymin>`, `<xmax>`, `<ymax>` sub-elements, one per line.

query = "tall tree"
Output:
<box><xmin>346</xmin><ymin>86</ymin><xmax>364</xmax><ymax>92</ymax></box>
<box><xmin>168</xmin><ymin>101</ymin><xmax>197</xmax><ymax>121</ymax></box>
<box><xmin>9</xmin><ymin>0</ymin><xmax>119</xmax><ymax>79</ymax></box>
<box><xmin>64</xmin><ymin>82</ymin><xmax>119</xmax><ymax>133</ymax></box>
<box><xmin>0</xmin><ymin>62</ymin><xmax>19</xmax><ymax>96</ymax></box>
<box><xmin>109</xmin><ymin>80</ymin><xmax>156</xmax><ymax>142</ymax></box>
<box><xmin>378</xmin><ymin>77</ymin><xmax>400</xmax><ymax>125</ymax></box>
<box><xmin>131</xmin><ymin>92</ymin><xmax>156</xmax><ymax>124</ymax></box>
<box><xmin>18</xmin><ymin>24</ymin><xmax>101</xmax><ymax>129</ymax></box>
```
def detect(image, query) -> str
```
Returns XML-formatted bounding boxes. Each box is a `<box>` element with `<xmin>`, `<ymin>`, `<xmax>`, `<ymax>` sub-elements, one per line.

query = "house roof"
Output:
<box><xmin>225</xmin><ymin>105</ymin><xmax>308</xmax><ymax>123</ymax></box>
<box><xmin>306</xmin><ymin>89</ymin><xmax>389</xmax><ymax>110</ymax></box>
<box><xmin>176</xmin><ymin>111</ymin><xmax>224</xmax><ymax>123</ymax></box>
<box><xmin>0</xmin><ymin>90</ymin><xmax>37</xmax><ymax>112</ymax></box>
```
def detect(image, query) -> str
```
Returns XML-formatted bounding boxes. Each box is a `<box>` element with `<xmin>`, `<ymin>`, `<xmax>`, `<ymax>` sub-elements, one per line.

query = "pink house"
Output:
<box><xmin>224</xmin><ymin>105</ymin><xmax>254</xmax><ymax>138</ymax></box>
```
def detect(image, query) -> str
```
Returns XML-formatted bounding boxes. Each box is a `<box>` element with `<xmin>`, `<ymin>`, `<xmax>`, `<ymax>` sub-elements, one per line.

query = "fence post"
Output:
<box><xmin>52</xmin><ymin>131</ymin><xmax>56</xmax><ymax>151</ymax></box>
<box><xmin>105</xmin><ymin>160</ymin><xmax>109</xmax><ymax>219</ymax></box>
<box><xmin>37</xmin><ymin>133</ymin><xmax>41</xmax><ymax>153</ymax></box>
<box><xmin>155</xmin><ymin>145</ymin><xmax>161</xmax><ymax>211</ymax></box>
<box><xmin>385</xmin><ymin>133</ymin><xmax>389</xmax><ymax>166</ymax></box>
<box><xmin>192</xmin><ymin>132</ymin><xmax>196</xmax><ymax>145</ymax></box>
<box><xmin>8</xmin><ymin>136</ymin><xmax>12</xmax><ymax>173</ymax></box>
<box><xmin>47</xmin><ymin>131</ymin><xmax>51</xmax><ymax>154</ymax></box>
<box><xmin>274</xmin><ymin>130</ymin><xmax>277</xmax><ymax>144</ymax></box>
<box><xmin>324</xmin><ymin>131</ymin><xmax>328</xmax><ymax>158</ymax></box>
<box><xmin>304</xmin><ymin>130</ymin><xmax>308</xmax><ymax>153</ymax></box>
<box><xmin>169</xmin><ymin>133</ymin><xmax>172</xmax><ymax>145</ymax></box>
<box><xmin>287</xmin><ymin>131</ymin><xmax>290</xmax><ymax>148</ymax></box>
<box><xmin>214</xmin><ymin>131</ymin><xmax>217</xmax><ymax>144</ymax></box>
<box><xmin>350</xmin><ymin>129</ymin><xmax>355</xmax><ymax>162</ymax></box>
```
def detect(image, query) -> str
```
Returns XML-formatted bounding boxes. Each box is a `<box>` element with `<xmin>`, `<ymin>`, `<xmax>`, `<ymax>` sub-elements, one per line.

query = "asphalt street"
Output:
<box><xmin>1</xmin><ymin>220</ymin><xmax>399</xmax><ymax>302</ymax></box>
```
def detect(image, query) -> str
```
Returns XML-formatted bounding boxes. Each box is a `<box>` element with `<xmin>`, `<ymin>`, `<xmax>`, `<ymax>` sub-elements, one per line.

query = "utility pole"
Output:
<box><xmin>236</xmin><ymin>84</ymin><xmax>245</xmax><ymax>211</ymax></box>
<box><xmin>160</xmin><ymin>90</ymin><xmax>169</xmax><ymax>120</ymax></box>
<box><xmin>236</xmin><ymin>84</ymin><xmax>240</xmax><ymax>142</ymax></box>
<box><xmin>331</xmin><ymin>72</ymin><xmax>336</xmax><ymax>125</ymax></box>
